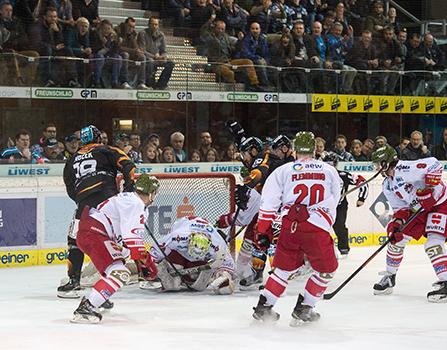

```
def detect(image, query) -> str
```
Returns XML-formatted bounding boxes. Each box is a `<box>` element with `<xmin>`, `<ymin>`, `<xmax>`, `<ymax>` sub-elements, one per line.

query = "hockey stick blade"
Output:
<box><xmin>323</xmin><ymin>207</ymin><xmax>423</xmax><ymax>300</ymax></box>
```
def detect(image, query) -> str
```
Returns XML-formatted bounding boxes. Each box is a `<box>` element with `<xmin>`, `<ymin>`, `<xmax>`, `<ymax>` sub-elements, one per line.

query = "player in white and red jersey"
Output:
<box><xmin>252</xmin><ymin>132</ymin><xmax>342</xmax><ymax>325</ymax></box>
<box><xmin>149</xmin><ymin>216</ymin><xmax>236</xmax><ymax>294</ymax></box>
<box><xmin>371</xmin><ymin>146</ymin><xmax>447</xmax><ymax>302</ymax></box>
<box><xmin>70</xmin><ymin>174</ymin><xmax>159</xmax><ymax>324</ymax></box>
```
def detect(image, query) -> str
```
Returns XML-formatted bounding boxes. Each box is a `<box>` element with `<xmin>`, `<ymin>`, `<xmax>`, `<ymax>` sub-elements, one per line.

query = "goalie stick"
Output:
<box><xmin>323</xmin><ymin>207</ymin><xmax>423</xmax><ymax>300</ymax></box>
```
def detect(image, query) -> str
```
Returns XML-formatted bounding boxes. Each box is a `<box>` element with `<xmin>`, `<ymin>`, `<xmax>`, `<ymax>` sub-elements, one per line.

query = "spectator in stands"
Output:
<box><xmin>361</xmin><ymin>137</ymin><xmax>374</xmax><ymax>160</ymax></box>
<box><xmin>345</xmin><ymin>29</ymin><xmax>380</xmax><ymax>94</ymax></box>
<box><xmin>0</xmin><ymin>129</ymin><xmax>32</xmax><ymax>162</ymax></box>
<box><xmin>91</xmin><ymin>19</ymin><xmax>129</xmax><ymax>88</ymax></box>
<box><xmin>325</xmin><ymin>21</ymin><xmax>356</xmax><ymax>93</ymax></box>
<box><xmin>57</xmin><ymin>0</ymin><xmax>75</xmax><ymax>29</ymax></box>
<box><xmin>161</xmin><ymin>146</ymin><xmax>176</xmax><ymax>163</ymax></box>
<box><xmin>138</xmin><ymin>17</ymin><xmax>174</xmax><ymax>90</ymax></box>
<box><xmin>422</xmin><ymin>33</ymin><xmax>445</xmax><ymax>71</ymax></box>
<box><xmin>146</xmin><ymin>133</ymin><xmax>162</xmax><ymax>154</ymax></box>
<box><xmin>72</xmin><ymin>0</ymin><xmax>100</xmax><ymax>27</ymax></box>
<box><xmin>334</xmin><ymin>134</ymin><xmax>354</xmax><ymax>161</ymax></box>
<box><xmin>218</xmin><ymin>0</ymin><xmax>247</xmax><ymax>37</ymax></box>
<box><xmin>32</xmin><ymin>6</ymin><xmax>79</xmax><ymax>87</ymax></box>
<box><xmin>403</xmin><ymin>33</ymin><xmax>427</xmax><ymax>95</ymax></box>
<box><xmin>270</xmin><ymin>33</ymin><xmax>297</xmax><ymax>91</ymax></box>
<box><xmin>237</xmin><ymin>21</ymin><xmax>271</xmax><ymax>87</ymax></box>
<box><xmin>191</xmin><ymin>0</ymin><xmax>214</xmax><ymax>29</ymax></box>
<box><xmin>222</xmin><ymin>142</ymin><xmax>238</xmax><ymax>161</ymax></box>
<box><xmin>115</xmin><ymin>17</ymin><xmax>148</xmax><ymax>89</ymax></box>
<box><xmin>190</xmin><ymin>149</ymin><xmax>202</xmax><ymax>162</ymax></box>
<box><xmin>287</xmin><ymin>0</ymin><xmax>308</xmax><ymax>31</ymax></box>
<box><xmin>378</xmin><ymin>26</ymin><xmax>404</xmax><ymax>95</ymax></box>
<box><xmin>350</xmin><ymin>139</ymin><xmax>367</xmax><ymax>161</ymax></box>
<box><xmin>65</xmin><ymin>17</ymin><xmax>91</xmax><ymax>86</ymax></box>
<box><xmin>375</xmin><ymin>135</ymin><xmax>387</xmax><ymax>149</ymax></box>
<box><xmin>100</xmin><ymin>130</ymin><xmax>108</xmax><ymax>145</ymax></box>
<box><xmin>303</xmin><ymin>0</ymin><xmax>322</xmax><ymax>29</ymax></box>
<box><xmin>0</xmin><ymin>1</ymin><xmax>39</xmax><ymax>85</ymax></box>
<box><xmin>170</xmin><ymin>131</ymin><xmax>187</xmax><ymax>162</ymax></box>
<box><xmin>128</xmin><ymin>132</ymin><xmax>142</xmax><ymax>163</ymax></box>
<box><xmin>266</xmin><ymin>0</ymin><xmax>286</xmax><ymax>34</ymax></box>
<box><xmin>315</xmin><ymin>136</ymin><xmax>327</xmax><ymax>159</ymax></box>
<box><xmin>205</xmin><ymin>147</ymin><xmax>220</xmax><ymax>162</ymax></box>
<box><xmin>205</xmin><ymin>20</ymin><xmax>262</xmax><ymax>90</ymax></box>
<box><xmin>166</xmin><ymin>0</ymin><xmax>191</xmax><ymax>28</ymax></box>
<box><xmin>198</xmin><ymin>131</ymin><xmax>213</xmax><ymax>160</ymax></box>
<box><xmin>365</xmin><ymin>0</ymin><xmax>387</xmax><ymax>40</ymax></box>
<box><xmin>334</xmin><ymin>2</ymin><xmax>349</xmax><ymax>36</ymax></box>
<box><xmin>397</xmin><ymin>28</ymin><xmax>407</xmax><ymax>56</ymax></box>
<box><xmin>114</xmin><ymin>132</ymin><xmax>132</xmax><ymax>155</ymax></box>
<box><xmin>63</xmin><ymin>134</ymin><xmax>80</xmax><ymax>159</ymax></box>
<box><xmin>42</xmin><ymin>137</ymin><xmax>66</xmax><ymax>162</ymax></box>
<box><xmin>321</xmin><ymin>10</ymin><xmax>335</xmax><ymax>36</ymax></box>
<box><xmin>386</xmin><ymin>7</ymin><xmax>402</xmax><ymax>34</ymax></box>
<box><xmin>432</xmin><ymin>127</ymin><xmax>447</xmax><ymax>161</ymax></box>
<box><xmin>395</xmin><ymin>136</ymin><xmax>409</xmax><ymax>157</ymax></box>
<box><xmin>250</xmin><ymin>0</ymin><xmax>273</xmax><ymax>34</ymax></box>
<box><xmin>142</xmin><ymin>143</ymin><xmax>160</xmax><ymax>163</ymax></box>
<box><xmin>37</xmin><ymin>123</ymin><xmax>57</xmax><ymax>148</ymax></box>
<box><xmin>400</xmin><ymin>130</ymin><xmax>431</xmax><ymax>160</ymax></box>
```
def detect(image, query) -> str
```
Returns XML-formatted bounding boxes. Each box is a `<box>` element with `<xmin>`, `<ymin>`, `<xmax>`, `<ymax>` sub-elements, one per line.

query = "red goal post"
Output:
<box><xmin>118</xmin><ymin>173</ymin><xmax>237</xmax><ymax>251</ymax></box>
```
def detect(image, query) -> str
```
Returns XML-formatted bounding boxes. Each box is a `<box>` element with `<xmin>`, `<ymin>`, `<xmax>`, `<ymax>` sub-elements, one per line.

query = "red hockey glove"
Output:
<box><xmin>287</xmin><ymin>203</ymin><xmax>310</xmax><ymax>223</ymax></box>
<box><xmin>216</xmin><ymin>213</ymin><xmax>234</xmax><ymax>228</ymax></box>
<box><xmin>123</xmin><ymin>238</ymin><xmax>147</xmax><ymax>260</ymax></box>
<box><xmin>387</xmin><ymin>219</ymin><xmax>404</xmax><ymax>244</ymax></box>
<box><xmin>416</xmin><ymin>188</ymin><xmax>436</xmax><ymax>211</ymax></box>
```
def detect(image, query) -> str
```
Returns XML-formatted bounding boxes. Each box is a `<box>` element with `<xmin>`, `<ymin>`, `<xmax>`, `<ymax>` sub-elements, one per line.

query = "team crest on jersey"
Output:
<box><xmin>404</xmin><ymin>183</ymin><xmax>413</xmax><ymax>193</ymax></box>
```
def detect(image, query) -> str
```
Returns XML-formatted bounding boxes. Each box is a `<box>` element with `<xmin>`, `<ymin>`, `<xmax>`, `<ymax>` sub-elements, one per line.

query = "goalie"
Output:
<box><xmin>146</xmin><ymin>216</ymin><xmax>236</xmax><ymax>295</ymax></box>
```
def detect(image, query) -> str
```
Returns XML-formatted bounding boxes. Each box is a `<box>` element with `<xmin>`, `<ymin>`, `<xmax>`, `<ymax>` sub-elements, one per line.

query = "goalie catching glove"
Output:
<box><xmin>209</xmin><ymin>270</ymin><xmax>235</xmax><ymax>295</ymax></box>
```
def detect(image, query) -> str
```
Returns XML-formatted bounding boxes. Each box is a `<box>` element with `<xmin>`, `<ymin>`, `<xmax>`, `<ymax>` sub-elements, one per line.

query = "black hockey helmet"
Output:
<box><xmin>239</xmin><ymin>136</ymin><xmax>263</xmax><ymax>154</ymax></box>
<box><xmin>271</xmin><ymin>135</ymin><xmax>292</xmax><ymax>149</ymax></box>
<box><xmin>80</xmin><ymin>125</ymin><xmax>101</xmax><ymax>145</ymax></box>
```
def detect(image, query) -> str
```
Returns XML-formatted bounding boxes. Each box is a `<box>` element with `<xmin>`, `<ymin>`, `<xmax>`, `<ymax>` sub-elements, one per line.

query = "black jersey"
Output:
<box><xmin>337</xmin><ymin>170</ymin><xmax>369</xmax><ymax>206</ymax></box>
<box><xmin>63</xmin><ymin>143</ymin><xmax>135</xmax><ymax>204</ymax></box>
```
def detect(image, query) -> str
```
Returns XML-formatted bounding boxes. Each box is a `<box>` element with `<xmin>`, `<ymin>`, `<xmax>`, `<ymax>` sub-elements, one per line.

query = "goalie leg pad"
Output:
<box><xmin>189</xmin><ymin>269</ymin><xmax>214</xmax><ymax>291</ymax></box>
<box><xmin>157</xmin><ymin>260</ymin><xmax>182</xmax><ymax>291</ymax></box>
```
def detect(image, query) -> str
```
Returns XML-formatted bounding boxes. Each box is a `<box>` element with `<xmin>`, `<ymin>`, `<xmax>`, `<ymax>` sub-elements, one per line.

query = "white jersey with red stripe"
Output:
<box><xmin>89</xmin><ymin>192</ymin><xmax>146</xmax><ymax>247</ymax></box>
<box><xmin>383</xmin><ymin>157</ymin><xmax>446</xmax><ymax>213</ymax></box>
<box><xmin>150</xmin><ymin>216</ymin><xmax>235</xmax><ymax>274</ymax></box>
<box><xmin>258</xmin><ymin>157</ymin><xmax>342</xmax><ymax>233</ymax></box>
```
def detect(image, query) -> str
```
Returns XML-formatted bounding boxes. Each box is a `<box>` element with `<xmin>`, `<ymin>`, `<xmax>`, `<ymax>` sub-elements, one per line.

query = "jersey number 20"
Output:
<box><xmin>294</xmin><ymin>184</ymin><xmax>325</xmax><ymax>205</ymax></box>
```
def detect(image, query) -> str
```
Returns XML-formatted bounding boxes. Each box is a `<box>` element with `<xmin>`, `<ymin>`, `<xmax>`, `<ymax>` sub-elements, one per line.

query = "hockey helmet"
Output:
<box><xmin>371</xmin><ymin>145</ymin><xmax>398</xmax><ymax>170</ymax></box>
<box><xmin>188</xmin><ymin>232</ymin><xmax>212</xmax><ymax>259</ymax></box>
<box><xmin>80</xmin><ymin>125</ymin><xmax>101</xmax><ymax>145</ymax></box>
<box><xmin>239</xmin><ymin>136</ymin><xmax>263</xmax><ymax>154</ymax></box>
<box><xmin>271</xmin><ymin>134</ymin><xmax>292</xmax><ymax>150</ymax></box>
<box><xmin>135</xmin><ymin>174</ymin><xmax>160</xmax><ymax>195</ymax></box>
<box><xmin>293</xmin><ymin>132</ymin><xmax>315</xmax><ymax>154</ymax></box>
<box><xmin>323</xmin><ymin>151</ymin><xmax>342</xmax><ymax>166</ymax></box>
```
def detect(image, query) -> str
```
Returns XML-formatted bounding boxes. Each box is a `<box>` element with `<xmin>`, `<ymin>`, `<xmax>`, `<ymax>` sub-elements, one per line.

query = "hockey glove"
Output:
<box><xmin>287</xmin><ymin>203</ymin><xmax>310</xmax><ymax>224</ymax></box>
<box><xmin>416</xmin><ymin>188</ymin><xmax>436</xmax><ymax>211</ymax></box>
<box><xmin>235</xmin><ymin>184</ymin><xmax>250</xmax><ymax>210</ymax></box>
<box><xmin>210</xmin><ymin>270</ymin><xmax>235</xmax><ymax>295</ymax></box>
<box><xmin>254</xmin><ymin>224</ymin><xmax>273</xmax><ymax>251</ymax></box>
<box><xmin>216</xmin><ymin>213</ymin><xmax>234</xmax><ymax>228</ymax></box>
<box><xmin>387</xmin><ymin>219</ymin><xmax>404</xmax><ymax>244</ymax></box>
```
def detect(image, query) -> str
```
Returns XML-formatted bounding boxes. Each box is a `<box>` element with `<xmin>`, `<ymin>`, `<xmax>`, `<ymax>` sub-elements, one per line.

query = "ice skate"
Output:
<box><xmin>290</xmin><ymin>294</ymin><xmax>320</xmax><ymax>326</ymax></box>
<box><xmin>252</xmin><ymin>295</ymin><xmax>280</xmax><ymax>322</ymax></box>
<box><xmin>71</xmin><ymin>297</ymin><xmax>103</xmax><ymax>324</ymax></box>
<box><xmin>239</xmin><ymin>269</ymin><xmax>263</xmax><ymax>290</ymax></box>
<box><xmin>373</xmin><ymin>273</ymin><xmax>396</xmax><ymax>295</ymax></box>
<box><xmin>427</xmin><ymin>281</ymin><xmax>447</xmax><ymax>303</ymax></box>
<box><xmin>97</xmin><ymin>299</ymin><xmax>114</xmax><ymax>313</ymax></box>
<box><xmin>57</xmin><ymin>278</ymin><xmax>81</xmax><ymax>299</ymax></box>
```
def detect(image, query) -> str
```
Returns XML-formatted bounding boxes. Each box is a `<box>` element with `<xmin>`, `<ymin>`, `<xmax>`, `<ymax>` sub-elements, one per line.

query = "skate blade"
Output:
<box><xmin>139</xmin><ymin>281</ymin><xmax>162</xmax><ymax>290</ymax></box>
<box><xmin>57</xmin><ymin>290</ymin><xmax>81</xmax><ymax>299</ymax></box>
<box><xmin>289</xmin><ymin>318</ymin><xmax>305</xmax><ymax>327</ymax></box>
<box><xmin>70</xmin><ymin>314</ymin><xmax>101</xmax><ymax>324</ymax></box>
<box><xmin>252</xmin><ymin>313</ymin><xmax>280</xmax><ymax>323</ymax></box>
<box><xmin>373</xmin><ymin>287</ymin><xmax>393</xmax><ymax>296</ymax></box>
<box><xmin>427</xmin><ymin>295</ymin><xmax>447</xmax><ymax>303</ymax></box>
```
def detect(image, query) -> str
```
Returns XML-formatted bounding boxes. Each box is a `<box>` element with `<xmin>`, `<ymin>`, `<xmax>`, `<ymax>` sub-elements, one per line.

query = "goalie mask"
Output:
<box><xmin>188</xmin><ymin>232</ymin><xmax>212</xmax><ymax>260</ymax></box>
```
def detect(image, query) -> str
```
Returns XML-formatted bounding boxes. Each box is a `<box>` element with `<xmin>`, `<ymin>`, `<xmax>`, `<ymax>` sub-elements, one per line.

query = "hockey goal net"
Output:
<box><xmin>119</xmin><ymin>173</ymin><xmax>236</xmax><ymax>248</ymax></box>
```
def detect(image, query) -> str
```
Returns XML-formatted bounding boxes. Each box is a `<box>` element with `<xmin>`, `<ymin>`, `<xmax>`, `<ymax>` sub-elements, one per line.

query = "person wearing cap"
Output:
<box><xmin>42</xmin><ymin>137</ymin><xmax>66</xmax><ymax>162</ymax></box>
<box><xmin>114</xmin><ymin>132</ymin><xmax>132</xmax><ymax>155</ymax></box>
<box><xmin>63</xmin><ymin>134</ymin><xmax>81</xmax><ymax>159</ymax></box>
<box><xmin>147</xmin><ymin>133</ymin><xmax>162</xmax><ymax>157</ymax></box>
<box><xmin>252</xmin><ymin>131</ymin><xmax>342</xmax><ymax>325</ymax></box>
<box><xmin>71</xmin><ymin>174</ymin><xmax>160</xmax><ymax>324</ymax></box>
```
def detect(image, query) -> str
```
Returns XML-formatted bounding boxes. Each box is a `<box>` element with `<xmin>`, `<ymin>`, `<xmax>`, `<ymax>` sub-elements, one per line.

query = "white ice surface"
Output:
<box><xmin>1</xmin><ymin>245</ymin><xmax>446</xmax><ymax>350</ymax></box>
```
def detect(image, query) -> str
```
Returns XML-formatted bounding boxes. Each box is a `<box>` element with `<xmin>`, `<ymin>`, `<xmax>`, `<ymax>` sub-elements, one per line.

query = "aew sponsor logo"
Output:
<box><xmin>292</xmin><ymin>163</ymin><xmax>323</xmax><ymax>171</ymax></box>
<box><xmin>34</xmin><ymin>88</ymin><xmax>73</xmax><ymax>98</ymax></box>
<box><xmin>313</xmin><ymin>96</ymin><xmax>324</xmax><ymax>110</ymax></box>
<box><xmin>264</xmin><ymin>93</ymin><xmax>278</xmax><ymax>102</ymax></box>
<box><xmin>347</xmin><ymin>97</ymin><xmax>357</xmax><ymax>110</ymax></box>
<box><xmin>331</xmin><ymin>97</ymin><xmax>341</xmax><ymax>110</ymax></box>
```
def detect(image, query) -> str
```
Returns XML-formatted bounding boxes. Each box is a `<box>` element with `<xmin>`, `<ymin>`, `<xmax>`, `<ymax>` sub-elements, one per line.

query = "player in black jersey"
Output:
<box><xmin>57</xmin><ymin>125</ymin><xmax>136</xmax><ymax>298</ymax></box>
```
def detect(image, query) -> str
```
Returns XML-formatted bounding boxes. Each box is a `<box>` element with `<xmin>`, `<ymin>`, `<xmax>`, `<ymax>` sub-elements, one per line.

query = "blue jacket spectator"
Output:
<box><xmin>287</xmin><ymin>0</ymin><xmax>308</xmax><ymax>30</ymax></box>
<box><xmin>217</xmin><ymin>0</ymin><xmax>248</xmax><ymax>37</ymax></box>
<box><xmin>250</xmin><ymin>0</ymin><xmax>273</xmax><ymax>33</ymax></box>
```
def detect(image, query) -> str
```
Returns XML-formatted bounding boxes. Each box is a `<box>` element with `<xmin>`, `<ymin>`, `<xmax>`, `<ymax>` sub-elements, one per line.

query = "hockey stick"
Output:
<box><xmin>143</xmin><ymin>222</ymin><xmax>197</xmax><ymax>291</ymax></box>
<box><xmin>340</xmin><ymin>164</ymin><xmax>384</xmax><ymax>200</ymax></box>
<box><xmin>323</xmin><ymin>207</ymin><xmax>423</xmax><ymax>300</ymax></box>
<box><xmin>226</xmin><ymin>207</ymin><xmax>241</xmax><ymax>243</ymax></box>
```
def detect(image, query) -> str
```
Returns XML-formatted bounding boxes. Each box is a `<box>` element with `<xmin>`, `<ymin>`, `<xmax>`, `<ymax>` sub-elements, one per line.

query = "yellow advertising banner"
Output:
<box><xmin>312</xmin><ymin>94</ymin><xmax>446</xmax><ymax>114</ymax></box>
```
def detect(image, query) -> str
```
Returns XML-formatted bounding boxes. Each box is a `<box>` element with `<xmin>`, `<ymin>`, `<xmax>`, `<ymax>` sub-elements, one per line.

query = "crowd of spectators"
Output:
<box><xmin>0</xmin><ymin>0</ymin><xmax>174</xmax><ymax>89</ymax></box>
<box><xmin>2</xmin><ymin>122</ymin><xmax>447</xmax><ymax>164</ymax></box>
<box><xmin>164</xmin><ymin>0</ymin><xmax>446</xmax><ymax>94</ymax></box>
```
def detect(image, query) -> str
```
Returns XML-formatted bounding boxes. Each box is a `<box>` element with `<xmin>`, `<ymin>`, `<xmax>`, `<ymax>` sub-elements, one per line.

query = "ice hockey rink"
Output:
<box><xmin>1</xmin><ymin>245</ymin><xmax>446</xmax><ymax>350</ymax></box>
